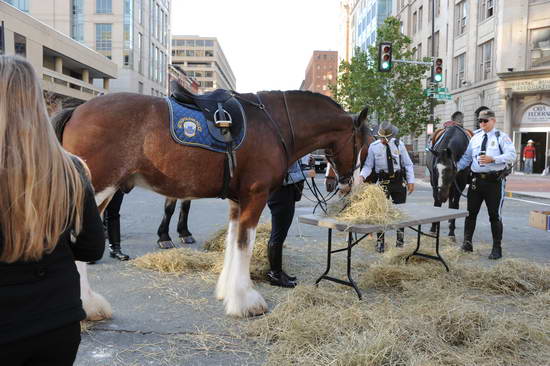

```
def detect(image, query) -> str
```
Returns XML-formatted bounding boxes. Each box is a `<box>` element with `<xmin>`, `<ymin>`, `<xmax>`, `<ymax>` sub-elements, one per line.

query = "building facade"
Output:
<box><xmin>168</xmin><ymin>64</ymin><xmax>199</xmax><ymax>94</ymax></box>
<box><xmin>393</xmin><ymin>0</ymin><xmax>550</xmax><ymax>172</ymax></box>
<box><xmin>345</xmin><ymin>0</ymin><xmax>392</xmax><ymax>55</ymax></box>
<box><xmin>9</xmin><ymin>0</ymin><xmax>170</xmax><ymax>96</ymax></box>
<box><xmin>171</xmin><ymin>35</ymin><xmax>236</xmax><ymax>93</ymax></box>
<box><xmin>301</xmin><ymin>50</ymin><xmax>338</xmax><ymax>97</ymax></box>
<box><xmin>0</xmin><ymin>2</ymin><xmax>117</xmax><ymax>112</ymax></box>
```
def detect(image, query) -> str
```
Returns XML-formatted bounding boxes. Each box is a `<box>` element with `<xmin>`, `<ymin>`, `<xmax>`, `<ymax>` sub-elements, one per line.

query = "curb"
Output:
<box><xmin>505</xmin><ymin>191</ymin><xmax>550</xmax><ymax>201</ymax></box>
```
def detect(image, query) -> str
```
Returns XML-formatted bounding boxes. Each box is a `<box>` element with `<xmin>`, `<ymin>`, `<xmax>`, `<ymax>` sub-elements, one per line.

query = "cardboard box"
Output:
<box><xmin>528</xmin><ymin>211</ymin><xmax>550</xmax><ymax>231</ymax></box>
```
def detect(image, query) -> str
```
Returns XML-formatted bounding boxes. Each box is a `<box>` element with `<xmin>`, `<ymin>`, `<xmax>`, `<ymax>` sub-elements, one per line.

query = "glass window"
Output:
<box><xmin>455</xmin><ymin>1</ymin><xmax>467</xmax><ymax>37</ymax></box>
<box><xmin>195</xmin><ymin>50</ymin><xmax>205</xmax><ymax>57</ymax></box>
<box><xmin>4</xmin><ymin>0</ymin><xmax>28</xmax><ymax>12</ymax></box>
<box><xmin>138</xmin><ymin>33</ymin><xmax>143</xmax><ymax>74</ymax></box>
<box><xmin>123</xmin><ymin>0</ymin><xmax>133</xmax><ymax>68</ymax></box>
<box><xmin>186</xmin><ymin>50</ymin><xmax>195</xmax><ymax>56</ymax></box>
<box><xmin>71</xmin><ymin>0</ymin><xmax>84</xmax><ymax>42</ymax></box>
<box><xmin>418</xmin><ymin>6</ymin><xmax>423</xmax><ymax>31</ymax></box>
<box><xmin>205</xmin><ymin>71</ymin><xmax>213</xmax><ymax>77</ymax></box>
<box><xmin>454</xmin><ymin>53</ymin><xmax>466</xmax><ymax>88</ymax></box>
<box><xmin>14</xmin><ymin>32</ymin><xmax>26</xmax><ymax>57</ymax></box>
<box><xmin>0</xmin><ymin>21</ymin><xmax>5</xmax><ymax>55</ymax></box>
<box><xmin>479</xmin><ymin>0</ymin><xmax>494</xmax><ymax>22</ymax></box>
<box><xmin>531</xmin><ymin>27</ymin><xmax>550</xmax><ymax>68</ymax></box>
<box><xmin>205</xmin><ymin>40</ymin><xmax>214</xmax><ymax>47</ymax></box>
<box><xmin>137</xmin><ymin>0</ymin><xmax>143</xmax><ymax>24</ymax></box>
<box><xmin>436</xmin><ymin>0</ymin><xmax>441</xmax><ymax>15</ymax></box>
<box><xmin>413</xmin><ymin>11</ymin><xmax>417</xmax><ymax>34</ymax></box>
<box><xmin>478</xmin><ymin>39</ymin><xmax>493</xmax><ymax>80</ymax></box>
<box><xmin>96</xmin><ymin>0</ymin><xmax>112</xmax><ymax>14</ymax></box>
<box><xmin>428</xmin><ymin>0</ymin><xmax>433</xmax><ymax>22</ymax></box>
<box><xmin>417</xmin><ymin>43</ymin><xmax>422</xmax><ymax>60</ymax></box>
<box><xmin>196</xmin><ymin>40</ymin><xmax>204</xmax><ymax>47</ymax></box>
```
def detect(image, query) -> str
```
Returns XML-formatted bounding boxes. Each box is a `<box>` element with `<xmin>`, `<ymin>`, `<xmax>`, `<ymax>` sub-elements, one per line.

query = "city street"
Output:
<box><xmin>75</xmin><ymin>175</ymin><xmax>550</xmax><ymax>366</ymax></box>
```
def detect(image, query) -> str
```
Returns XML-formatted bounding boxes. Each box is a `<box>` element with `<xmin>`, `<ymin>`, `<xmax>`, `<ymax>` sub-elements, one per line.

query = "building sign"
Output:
<box><xmin>508</xmin><ymin>78</ymin><xmax>550</xmax><ymax>92</ymax></box>
<box><xmin>522</xmin><ymin>104</ymin><xmax>550</xmax><ymax>124</ymax></box>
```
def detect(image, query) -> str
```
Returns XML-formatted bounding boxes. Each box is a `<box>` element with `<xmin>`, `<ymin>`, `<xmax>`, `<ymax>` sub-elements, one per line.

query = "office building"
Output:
<box><xmin>171</xmin><ymin>35</ymin><xmax>236</xmax><ymax>93</ymax></box>
<box><xmin>5</xmin><ymin>0</ymin><xmax>170</xmax><ymax>96</ymax></box>
<box><xmin>0</xmin><ymin>2</ymin><xmax>117</xmax><ymax>112</ymax></box>
<box><xmin>394</xmin><ymin>0</ymin><xmax>550</xmax><ymax>172</ymax></box>
<box><xmin>301</xmin><ymin>50</ymin><xmax>338</xmax><ymax>98</ymax></box>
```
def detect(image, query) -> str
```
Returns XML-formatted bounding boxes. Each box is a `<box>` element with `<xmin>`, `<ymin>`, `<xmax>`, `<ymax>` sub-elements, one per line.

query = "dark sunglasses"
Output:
<box><xmin>478</xmin><ymin>118</ymin><xmax>489</xmax><ymax>123</ymax></box>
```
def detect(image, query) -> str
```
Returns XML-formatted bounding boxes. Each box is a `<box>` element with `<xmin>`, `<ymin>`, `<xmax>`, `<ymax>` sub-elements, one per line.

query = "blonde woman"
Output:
<box><xmin>0</xmin><ymin>56</ymin><xmax>104</xmax><ymax>365</ymax></box>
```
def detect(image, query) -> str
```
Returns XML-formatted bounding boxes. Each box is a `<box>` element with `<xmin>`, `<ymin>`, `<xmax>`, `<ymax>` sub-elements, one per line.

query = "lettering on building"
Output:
<box><xmin>508</xmin><ymin>79</ymin><xmax>550</xmax><ymax>92</ymax></box>
<box><xmin>521</xmin><ymin>104</ymin><xmax>550</xmax><ymax>124</ymax></box>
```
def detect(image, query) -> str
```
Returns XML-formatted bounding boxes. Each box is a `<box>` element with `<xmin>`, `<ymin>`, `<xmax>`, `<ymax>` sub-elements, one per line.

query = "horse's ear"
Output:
<box><xmin>353</xmin><ymin>106</ymin><xmax>369</xmax><ymax>128</ymax></box>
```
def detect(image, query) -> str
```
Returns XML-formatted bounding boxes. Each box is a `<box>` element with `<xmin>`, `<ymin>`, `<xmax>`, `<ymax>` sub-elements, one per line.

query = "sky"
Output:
<box><xmin>171</xmin><ymin>0</ymin><xmax>342</xmax><ymax>93</ymax></box>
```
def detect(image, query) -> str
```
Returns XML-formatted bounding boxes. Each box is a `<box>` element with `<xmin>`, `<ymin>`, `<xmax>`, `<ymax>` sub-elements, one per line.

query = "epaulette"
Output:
<box><xmin>473</xmin><ymin>128</ymin><xmax>483</xmax><ymax>134</ymax></box>
<box><xmin>372</xmin><ymin>140</ymin><xmax>381</xmax><ymax>145</ymax></box>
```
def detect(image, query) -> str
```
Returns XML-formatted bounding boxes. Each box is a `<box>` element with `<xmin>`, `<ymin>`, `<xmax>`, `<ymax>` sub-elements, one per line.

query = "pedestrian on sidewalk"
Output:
<box><xmin>0</xmin><ymin>56</ymin><xmax>105</xmax><ymax>365</ymax></box>
<box><xmin>523</xmin><ymin>140</ymin><xmax>536</xmax><ymax>174</ymax></box>
<box><xmin>359</xmin><ymin>122</ymin><xmax>415</xmax><ymax>253</ymax></box>
<box><xmin>456</xmin><ymin>109</ymin><xmax>516</xmax><ymax>260</ymax></box>
<box><xmin>266</xmin><ymin>155</ymin><xmax>315</xmax><ymax>288</ymax></box>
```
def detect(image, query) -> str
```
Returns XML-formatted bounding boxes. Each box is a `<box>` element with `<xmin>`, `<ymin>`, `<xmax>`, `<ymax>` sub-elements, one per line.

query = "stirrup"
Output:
<box><xmin>214</xmin><ymin>105</ymin><xmax>232</xmax><ymax>128</ymax></box>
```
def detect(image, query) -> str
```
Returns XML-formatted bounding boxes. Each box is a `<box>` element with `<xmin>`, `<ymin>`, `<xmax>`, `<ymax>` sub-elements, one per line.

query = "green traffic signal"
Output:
<box><xmin>381</xmin><ymin>61</ymin><xmax>390</xmax><ymax>70</ymax></box>
<box><xmin>434</xmin><ymin>74</ymin><xmax>443</xmax><ymax>82</ymax></box>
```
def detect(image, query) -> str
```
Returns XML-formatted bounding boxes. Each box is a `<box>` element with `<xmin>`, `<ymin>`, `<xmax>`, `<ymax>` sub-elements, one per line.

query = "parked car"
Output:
<box><xmin>311</xmin><ymin>149</ymin><xmax>327</xmax><ymax>173</ymax></box>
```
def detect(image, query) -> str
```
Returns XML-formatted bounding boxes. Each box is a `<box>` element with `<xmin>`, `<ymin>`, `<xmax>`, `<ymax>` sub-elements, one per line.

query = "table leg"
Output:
<box><xmin>406</xmin><ymin>223</ymin><xmax>449</xmax><ymax>271</ymax></box>
<box><xmin>315</xmin><ymin>228</ymin><xmax>332</xmax><ymax>285</ymax></box>
<box><xmin>346</xmin><ymin>232</ymin><xmax>362</xmax><ymax>299</ymax></box>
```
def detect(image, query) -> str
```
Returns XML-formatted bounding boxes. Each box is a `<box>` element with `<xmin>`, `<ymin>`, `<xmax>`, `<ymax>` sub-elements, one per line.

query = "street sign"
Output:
<box><xmin>436</xmin><ymin>87</ymin><xmax>448</xmax><ymax>92</ymax></box>
<box><xmin>434</xmin><ymin>94</ymin><xmax>452</xmax><ymax>100</ymax></box>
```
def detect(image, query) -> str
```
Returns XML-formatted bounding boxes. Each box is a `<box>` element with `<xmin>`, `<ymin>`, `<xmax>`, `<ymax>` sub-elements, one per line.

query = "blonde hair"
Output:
<box><xmin>0</xmin><ymin>56</ymin><xmax>85</xmax><ymax>263</ymax></box>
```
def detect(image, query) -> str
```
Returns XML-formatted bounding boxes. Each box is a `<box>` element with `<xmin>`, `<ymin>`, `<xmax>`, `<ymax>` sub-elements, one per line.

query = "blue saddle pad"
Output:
<box><xmin>166</xmin><ymin>97</ymin><xmax>246</xmax><ymax>153</ymax></box>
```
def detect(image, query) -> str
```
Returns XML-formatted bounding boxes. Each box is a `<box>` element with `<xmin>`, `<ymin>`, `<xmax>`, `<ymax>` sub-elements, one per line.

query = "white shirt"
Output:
<box><xmin>457</xmin><ymin>128</ymin><xmax>516</xmax><ymax>173</ymax></box>
<box><xmin>359</xmin><ymin>138</ymin><xmax>415</xmax><ymax>183</ymax></box>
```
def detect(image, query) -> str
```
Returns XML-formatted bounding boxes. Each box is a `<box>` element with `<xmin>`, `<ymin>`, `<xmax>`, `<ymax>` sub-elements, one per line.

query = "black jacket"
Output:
<box><xmin>0</xmin><ymin>168</ymin><xmax>105</xmax><ymax>344</ymax></box>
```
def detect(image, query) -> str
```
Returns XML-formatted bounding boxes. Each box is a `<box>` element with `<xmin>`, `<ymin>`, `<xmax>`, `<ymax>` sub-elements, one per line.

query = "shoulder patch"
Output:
<box><xmin>502</xmin><ymin>135</ymin><xmax>512</xmax><ymax>144</ymax></box>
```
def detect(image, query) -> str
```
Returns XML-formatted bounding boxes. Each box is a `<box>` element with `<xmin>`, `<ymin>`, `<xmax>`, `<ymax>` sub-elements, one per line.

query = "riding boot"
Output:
<box><xmin>107</xmin><ymin>217</ymin><xmax>130</xmax><ymax>261</ymax></box>
<box><xmin>396</xmin><ymin>229</ymin><xmax>404</xmax><ymax>247</ymax></box>
<box><xmin>267</xmin><ymin>241</ymin><xmax>297</xmax><ymax>287</ymax></box>
<box><xmin>461</xmin><ymin>221</ymin><xmax>475</xmax><ymax>252</ymax></box>
<box><xmin>376</xmin><ymin>232</ymin><xmax>385</xmax><ymax>253</ymax></box>
<box><xmin>488</xmin><ymin>242</ymin><xmax>502</xmax><ymax>260</ymax></box>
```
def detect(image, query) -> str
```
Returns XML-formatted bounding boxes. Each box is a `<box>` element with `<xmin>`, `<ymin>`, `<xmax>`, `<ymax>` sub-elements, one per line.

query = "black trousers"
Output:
<box><xmin>378</xmin><ymin>182</ymin><xmax>407</xmax><ymax>243</ymax></box>
<box><xmin>464</xmin><ymin>177</ymin><xmax>505</xmax><ymax>244</ymax></box>
<box><xmin>1</xmin><ymin>321</ymin><xmax>81</xmax><ymax>366</ymax></box>
<box><xmin>105</xmin><ymin>189</ymin><xmax>124</xmax><ymax>222</ymax></box>
<box><xmin>267</xmin><ymin>185</ymin><xmax>296</xmax><ymax>246</ymax></box>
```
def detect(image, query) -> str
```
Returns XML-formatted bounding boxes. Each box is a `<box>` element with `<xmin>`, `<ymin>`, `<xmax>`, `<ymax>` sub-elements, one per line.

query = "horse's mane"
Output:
<box><xmin>257</xmin><ymin>90</ymin><xmax>344</xmax><ymax>111</ymax></box>
<box><xmin>434</xmin><ymin>125</ymin><xmax>468</xmax><ymax>153</ymax></box>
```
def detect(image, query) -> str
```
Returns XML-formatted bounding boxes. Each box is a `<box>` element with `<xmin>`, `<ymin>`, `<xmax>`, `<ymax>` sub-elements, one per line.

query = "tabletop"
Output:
<box><xmin>299</xmin><ymin>203</ymin><xmax>468</xmax><ymax>234</ymax></box>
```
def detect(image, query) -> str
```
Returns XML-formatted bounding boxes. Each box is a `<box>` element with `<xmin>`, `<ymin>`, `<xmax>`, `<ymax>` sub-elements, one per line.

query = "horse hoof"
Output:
<box><xmin>448</xmin><ymin>236</ymin><xmax>456</xmax><ymax>243</ymax></box>
<box><xmin>157</xmin><ymin>240</ymin><xmax>175</xmax><ymax>249</ymax></box>
<box><xmin>83</xmin><ymin>291</ymin><xmax>113</xmax><ymax>321</ymax></box>
<box><xmin>180</xmin><ymin>235</ymin><xmax>196</xmax><ymax>244</ymax></box>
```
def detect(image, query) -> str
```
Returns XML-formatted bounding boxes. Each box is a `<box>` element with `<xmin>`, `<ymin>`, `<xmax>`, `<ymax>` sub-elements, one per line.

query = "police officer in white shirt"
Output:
<box><xmin>359</xmin><ymin>122</ymin><xmax>415</xmax><ymax>252</ymax></box>
<box><xmin>456</xmin><ymin>109</ymin><xmax>516</xmax><ymax>260</ymax></box>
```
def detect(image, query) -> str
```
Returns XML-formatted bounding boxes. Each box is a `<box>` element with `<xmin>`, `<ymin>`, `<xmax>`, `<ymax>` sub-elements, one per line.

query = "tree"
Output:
<box><xmin>331</xmin><ymin>17</ymin><xmax>436</xmax><ymax>137</ymax></box>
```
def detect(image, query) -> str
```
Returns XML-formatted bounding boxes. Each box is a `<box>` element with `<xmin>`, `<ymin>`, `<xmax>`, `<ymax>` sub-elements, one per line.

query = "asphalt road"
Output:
<box><xmin>75</xmin><ymin>176</ymin><xmax>550</xmax><ymax>365</ymax></box>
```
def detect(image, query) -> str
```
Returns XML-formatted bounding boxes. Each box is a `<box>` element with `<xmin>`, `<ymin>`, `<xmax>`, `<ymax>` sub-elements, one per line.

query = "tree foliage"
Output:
<box><xmin>331</xmin><ymin>17</ymin><xmax>436</xmax><ymax>137</ymax></box>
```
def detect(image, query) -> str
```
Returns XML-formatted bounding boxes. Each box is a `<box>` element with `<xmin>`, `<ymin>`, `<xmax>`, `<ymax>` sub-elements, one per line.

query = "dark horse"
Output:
<box><xmin>53</xmin><ymin>90</ymin><xmax>369</xmax><ymax>318</ymax></box>
<box><xmin>157</xmin><ymin>198</ymin><xmax>195</xmax><ymax>248</ymax></box>
<box><xmin>427</xmin><ymin>125</ymin><xmax>472</xmax><ymax>238</ymax></box>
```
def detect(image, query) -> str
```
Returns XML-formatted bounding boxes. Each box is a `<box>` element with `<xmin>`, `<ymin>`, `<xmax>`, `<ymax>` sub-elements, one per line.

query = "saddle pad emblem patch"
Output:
<box><xmin>179</xmin><ymin>117</ymin><xmax>201</xmax><ymax>137</ymax></box>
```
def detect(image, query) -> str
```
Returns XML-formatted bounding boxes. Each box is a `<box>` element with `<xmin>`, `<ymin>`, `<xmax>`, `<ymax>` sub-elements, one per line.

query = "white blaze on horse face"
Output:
<box><xmin>436</xmin><ymin>163</ymin><xmax>446</xmax><ymax>188</ymax></box>
<box><xmin>352</xmin><ymin>149</ymin><xmax>363</xmax><ymax>188</ymax></box>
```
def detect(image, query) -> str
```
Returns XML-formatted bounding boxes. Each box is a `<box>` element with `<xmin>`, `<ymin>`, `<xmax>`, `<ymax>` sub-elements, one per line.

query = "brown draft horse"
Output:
<box><xmin>54</xmin><ymin>90</ymin><xmax>370</xmax><ymax>318</ymax></box>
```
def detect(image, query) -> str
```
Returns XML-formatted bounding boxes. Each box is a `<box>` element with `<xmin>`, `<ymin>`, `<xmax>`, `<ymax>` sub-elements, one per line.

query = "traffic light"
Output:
<box><xmin>378</xmin><ymin>42</ymin><xmax>392</xmax><ymax>72</ymax></box>
<box><xmin>433</xmin><ymin>58</ymin><xmax>443</xmax><ymax>83</ymax></box>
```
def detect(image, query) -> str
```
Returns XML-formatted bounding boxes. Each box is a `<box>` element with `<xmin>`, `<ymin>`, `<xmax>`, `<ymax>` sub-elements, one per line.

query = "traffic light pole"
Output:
<box><xmin>427</xmin><ymin>0</ymin><xmax>436</xmax><ymax>165</ymax></box>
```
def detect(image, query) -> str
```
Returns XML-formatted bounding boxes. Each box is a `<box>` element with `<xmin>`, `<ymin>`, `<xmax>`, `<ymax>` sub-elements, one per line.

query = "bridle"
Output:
<box><xmin>324</xmin><ymin>125</ymin><xmax>362</xmax><ymax>186</ymax></box>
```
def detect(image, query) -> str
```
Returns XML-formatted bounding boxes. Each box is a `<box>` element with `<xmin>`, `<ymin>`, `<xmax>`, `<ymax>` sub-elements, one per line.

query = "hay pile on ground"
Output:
<box><xmin>133</xmin><ymin>223</ymin><xmax>271</xmax><ymax>281</ymax></box>
<box><xmin>328</xmin><ymin>184</ymin><xmax>402</xmax><ymax>225</ymax></box>
<box><xmin>248</xmin><ymin>248</ymin><xmax>550</xmax><ymax>366</ymax></box>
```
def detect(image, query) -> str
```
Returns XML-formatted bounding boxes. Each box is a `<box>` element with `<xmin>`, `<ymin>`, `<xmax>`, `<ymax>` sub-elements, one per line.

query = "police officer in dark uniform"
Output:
<box><xmin>359</xmin><ymin>122</ymin><xmax>415</xmax><ymax>252</ymax></box>
<box><xmin>457</xmin><ymin>109</ymin><xmax>516</xmax><ymax>259</ymax></box>
<box><xmin>103</xmin><ymin>190</ymin><xmax>130</xmax><ymax>261</ymax></box>
<box><xmin>266</xmin><ymin>155</ymin><xmax>315</xmax><ymax>287</ymax></box>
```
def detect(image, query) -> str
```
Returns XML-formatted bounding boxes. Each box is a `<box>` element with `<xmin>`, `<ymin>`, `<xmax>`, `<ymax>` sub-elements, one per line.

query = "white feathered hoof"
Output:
<box><xmin>82</xmin><ymin>290</ymin><xmax>113</xmax><ymax>321</ymax></box>
<box><xmin>224</xmin><ymin>287</ymin><xmax>268</xmax><ymax>317</ymax></box>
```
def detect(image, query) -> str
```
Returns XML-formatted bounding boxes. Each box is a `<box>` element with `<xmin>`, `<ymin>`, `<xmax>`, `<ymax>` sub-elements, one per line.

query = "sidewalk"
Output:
<box><xmin>413</xmin><ymin>166</ymin><xmax>550</xmax><ymax>200</ymax></box>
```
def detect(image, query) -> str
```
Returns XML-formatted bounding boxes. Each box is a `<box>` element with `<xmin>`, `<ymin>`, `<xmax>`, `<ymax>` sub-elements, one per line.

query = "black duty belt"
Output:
<box><xmin>472</xmin><ymin>171</ymin><xmax>503</xmax><ymax>180</ymax></box>
<box><xmin>378</xmin><ymin>170</ymin><xmax>403</xmax><ymax>183</ymax></box>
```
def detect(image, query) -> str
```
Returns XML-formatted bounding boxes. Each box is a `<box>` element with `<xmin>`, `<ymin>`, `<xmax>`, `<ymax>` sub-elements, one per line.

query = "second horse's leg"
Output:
<box><xmin>177</xmin><ymin>200</ymin><xmax>196</xmax><ymax>244</ymax></box>
<box><xmin>157</xmin><ymin>198</ymin><xmax>177</xmax><ymax>249</ymax></box>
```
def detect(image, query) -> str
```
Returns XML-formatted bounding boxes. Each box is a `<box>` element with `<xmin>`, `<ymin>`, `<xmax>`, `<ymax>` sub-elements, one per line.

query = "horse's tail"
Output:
<box><xmin>51</xmin><ymin>108</ymin><xmax>75</xmax><ymax>143</ymax></box>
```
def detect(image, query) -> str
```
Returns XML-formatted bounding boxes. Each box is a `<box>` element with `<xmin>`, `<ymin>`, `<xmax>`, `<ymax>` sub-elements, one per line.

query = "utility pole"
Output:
<box><xmin>426</xmin><ymin>0</ymin><xmax>436</xmax><ymax>165</ymax></box>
